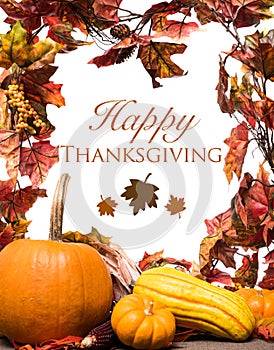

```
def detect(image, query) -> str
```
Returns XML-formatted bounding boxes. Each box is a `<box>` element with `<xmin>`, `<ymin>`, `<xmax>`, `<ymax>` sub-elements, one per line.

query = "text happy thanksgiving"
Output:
<box><xmin>61</xmin><ymin>100</ymin><xmax>222</xmax><ymax>163</ymax></box>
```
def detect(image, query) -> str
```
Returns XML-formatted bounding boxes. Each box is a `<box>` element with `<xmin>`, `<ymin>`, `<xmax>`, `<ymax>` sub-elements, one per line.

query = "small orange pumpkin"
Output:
<box><xmin>0</xmin><ymin>174</ymin><xmax>113</xmax><ymax>345</ymax></box>
<box><xmin>111</xmin><ymin>293</ymin><xmax>176</xmax><ymax>350</ymax></box>
<box><xmin>235</xmin><ymin>288</ymin><xmax>274</xmax><ymax>320</ymax></box>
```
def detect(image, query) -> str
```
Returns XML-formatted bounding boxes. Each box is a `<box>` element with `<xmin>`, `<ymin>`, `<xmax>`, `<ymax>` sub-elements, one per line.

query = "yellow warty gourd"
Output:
<box><xmin>133</xmin><ymin>267</ymin><xmax>256</xmax><ymax>341</ymax></box>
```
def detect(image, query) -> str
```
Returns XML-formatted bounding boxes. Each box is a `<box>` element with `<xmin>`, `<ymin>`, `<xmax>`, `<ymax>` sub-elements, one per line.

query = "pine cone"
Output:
<box><xmin>116</xmin><ymin>45</ymin><xmax>137</xmax><ymax>64</ymax></box>
<box><xmin>110</xmin><ymin>24</ymin><xmax>130</xmax><ymax>39</ymax></box>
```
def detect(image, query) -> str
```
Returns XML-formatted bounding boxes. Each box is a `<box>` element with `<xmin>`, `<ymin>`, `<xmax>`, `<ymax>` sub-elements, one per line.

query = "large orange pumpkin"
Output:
<box><xmin>111</xmin><ymin>293</ymin><xmax>176</xmax><ymax>350</ymax></box>
<box><xmin>0</xmin><ymin>174</ymin><xmax>113</xmax><ymax>345</ymax></box>
<box><xmin>235</xmin><ymin>288</ymin><xmax>274</xmax><ymax>320</ymax></box>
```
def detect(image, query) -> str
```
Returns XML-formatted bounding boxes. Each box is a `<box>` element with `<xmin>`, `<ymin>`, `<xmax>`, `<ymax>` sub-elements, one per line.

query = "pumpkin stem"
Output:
<box><xmin>144</xmin><ymin>301</ymin><xmax>154</xmax><ymax>316</ymax></box>
<box><xmin>49</xmin><ymin>173</ymin><xmax>71</xmax><ymax>241</ymax></box>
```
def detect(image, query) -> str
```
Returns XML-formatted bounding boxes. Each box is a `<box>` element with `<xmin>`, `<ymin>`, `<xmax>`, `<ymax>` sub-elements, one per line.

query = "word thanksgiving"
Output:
<box><xmin>61</xmin><ymin>146</ymin><xmax>222</xmax><ymax>163</ymax></box>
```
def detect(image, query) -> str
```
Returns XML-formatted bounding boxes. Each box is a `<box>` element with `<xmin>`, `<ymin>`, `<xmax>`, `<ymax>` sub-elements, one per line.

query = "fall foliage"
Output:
<box><xmin>0</xmin><ymin>0</ymin><xmax>273</xmax><ymax>319</ymax></box>
<box><xmin>121</xmin><ymin>173</ymin><xmax>159</xmax><ymax>215</ymax></box>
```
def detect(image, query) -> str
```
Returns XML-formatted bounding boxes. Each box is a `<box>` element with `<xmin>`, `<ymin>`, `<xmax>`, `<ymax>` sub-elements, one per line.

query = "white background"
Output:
<box><xmin>0</xmin><ymin>3</ymin><xmax>273</xmax><ymax>270</ymax></box>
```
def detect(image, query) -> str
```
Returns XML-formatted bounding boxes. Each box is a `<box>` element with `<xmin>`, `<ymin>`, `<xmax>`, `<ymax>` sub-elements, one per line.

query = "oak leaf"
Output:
<box><xmin>20</xmin><ymin>140</ymin><xmax>59</xmax><ymax>188</ymax></box>
<box><xmin>121</xmin><ymin>173</ymin><xmax>159</xmax><ymax>215</ymax></box>
<box><xmin>165</xmin><ymin>195</ymin><xmax>186</xmax><ymax>218</ymax></box>
<box><xmin>97</xmin><ymin>196</ymin><xmax>118</xmax><ymax>217</ymax></box>
<box><xmin>0</xmin><ymin>21</ymin><xmax>63</xmax><ymax>70</ymax></box>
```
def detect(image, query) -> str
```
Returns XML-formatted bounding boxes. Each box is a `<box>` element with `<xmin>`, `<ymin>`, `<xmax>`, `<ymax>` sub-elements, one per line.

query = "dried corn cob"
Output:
<box><xmin>81</xmin><ymin>320</ymin><xmax>118</xmax><ymax>349</ymax></box>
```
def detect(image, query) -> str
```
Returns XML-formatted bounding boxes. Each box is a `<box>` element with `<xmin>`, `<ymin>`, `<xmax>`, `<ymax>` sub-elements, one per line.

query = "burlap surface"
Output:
<box><xmin>1</xmin><ymin>337</ymin><xmax>273</xmax><ymax>350</ymax></box>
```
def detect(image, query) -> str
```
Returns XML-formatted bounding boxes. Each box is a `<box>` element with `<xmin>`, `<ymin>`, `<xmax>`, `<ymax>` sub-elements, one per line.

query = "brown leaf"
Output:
<box><xmin>223</xmin><ymin>122</ymin><xmax>249</xmax><ymax>183</ymax></box>
<box><xmin>153</xmin><ymin>20</ymin><xmax>199</xmax><ymax>43</ymax></box>
<box><xmin>20</xmin><ymin>140</ymin><xmax>59</xmax><ymax>188</ymax></box>
<box><xmin>254</xmin><ymin>317</ymin><xmax>274</xmax><ymax>340</ymax></box>
<box><xmin>97</xmin><ymin>196</ymin><xmax>118</xmax><ymax>217</ymax></box>
<box><xmin>0</xmin><ymin>186</ymin><xmax>47</xmax><ymax>222</ymax></box>
<box><xmin>0</xmin><ymin>129</ymin><xmax>20</xmax><ymax>183</ymax></box>
<box><xmin>0</xmin><ymin>21</ymin><xmax>62</xmax><ymax>69</ymax></box>
<box><xmin>231</xmin><ymin>166</ymin><xmax>271</xmax><ymax>231</ymax></box>
<box><xmin>12</xmin><ymin>219</ymin><xmax>31</xmax><ymax>239</ymax></box>
<box><xmin>62</xmin><ymin>230</ymin><xmax>91</xmax><ymax>245</ymax></box>
<box><xmin>258</xmin><ymin>262</ymin><xmax>274</xmax><ymax>289</ymax></box>
<box><xmin>138</xmin><ymin>250</ymin><xmax>192</xmax><ymax>272</ymax></box>
<box><xmin>87</xmin><ymin>226</ymin><xmax>112</xmax><ymax>244</ymax></box>
<box><xmin>230</xmin><ymin>30</ymin><xmax>274</xmax><ymax>80</ymax></box>
<box><xmin>165</xmin><ymin>195</ymin><xmax>186</xmax><ymax>218</ymax></box>
<box><xmin>92</xmin><ymin>0</ymin><xmax>123</xmax><ymax>24</ymax></box>
<box><xmin>216</xmin><ymin>60</ymin><xmax>234</xmax><ymax>114</ymax></box>
<box><xmin>46</xmin><ymin>16</ymin><xmax>93</xmax><ymax>50</ymax></box>
<box><xmin>137</xmin><ymin>41</ymin><xmax>187</xmax><ymax>87</ymax></box>
<box><xmin>211</xmin><ymin>240</ymin><xmax>238</xmax><ymax>269</ymax></box>
<box><xmin>0</xmin><ymin>223</ymin><xmax>15</xmax><ymax>249</ymax></box>
<box><xmin>121</xmin><ymin>173</ymin><xmax>159</xmax><ymax>215</ymax></box>
<box><xmin>234</xmin><ymin>252</ymin><xmax>259</xmax><ymax>288</ymax></box>
<box><xmin>63</xmin><ymin>227</ymin><xmax>112</xmax><ymax>245</ymax></box>
<box><xmin>199</xmin><ymin>229</ymin><xmax>223</xmax><ymax>272</ymax></box>
<box><xmin>205</xmin><ymin>268</ymin><xmax>234</xmax><ymax>286</ymax></box>
<box><xmin>199</xmin><ymin>0</ymin><xmax>273</xmax><ymax>28</ymax></box>
<box><xmin>0</xmin><ymin>88</ymin><xmax>10</xmax><ymax>129</ymax></box>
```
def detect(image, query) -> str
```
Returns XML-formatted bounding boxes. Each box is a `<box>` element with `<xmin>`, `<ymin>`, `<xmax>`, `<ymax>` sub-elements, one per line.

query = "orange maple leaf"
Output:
<box><xmin>97</xmin><ymin>196</ymin><xmax>118</xmax><ymax>217</ymax></box>
<box><xmin>165</xmin><ymin>195</ymin><xmax>186</xmax><ymax>218</ymax></box>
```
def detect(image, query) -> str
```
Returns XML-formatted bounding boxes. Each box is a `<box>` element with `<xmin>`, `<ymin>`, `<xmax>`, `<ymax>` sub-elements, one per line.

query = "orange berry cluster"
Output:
<box><xmin>4</xmin><ymin>82</ymin><xmax>45</xmax><ymax>133</ymax></box>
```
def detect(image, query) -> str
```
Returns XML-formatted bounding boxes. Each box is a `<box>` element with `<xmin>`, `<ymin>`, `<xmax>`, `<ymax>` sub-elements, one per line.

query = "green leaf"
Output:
<box><xmin>0</xmin><ymin>21</ymin><xmax>63</xmax><ymax>69</ymax></box>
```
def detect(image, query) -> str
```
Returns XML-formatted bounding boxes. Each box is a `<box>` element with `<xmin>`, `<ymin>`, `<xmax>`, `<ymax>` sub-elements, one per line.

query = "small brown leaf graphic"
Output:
<box><xmin>97</xmin><ymin>196</ymin><xmax>118</xmax><ymax>217</ymax></box>
<box><xmin>121</xmin><ymin>173</ymin><xmax>159</xmax><ymax>215</ymax></box>
<box><xmin>165</xmin><ymin>195</ymin><xmax>186</xmax><ymax>218</ymax></box>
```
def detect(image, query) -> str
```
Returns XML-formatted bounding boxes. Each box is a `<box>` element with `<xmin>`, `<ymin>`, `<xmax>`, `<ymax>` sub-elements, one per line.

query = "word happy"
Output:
<box><xmin>88</xmin><ymin>99</ymin><xmax>199</xmax><ymax>143</ymax></box>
